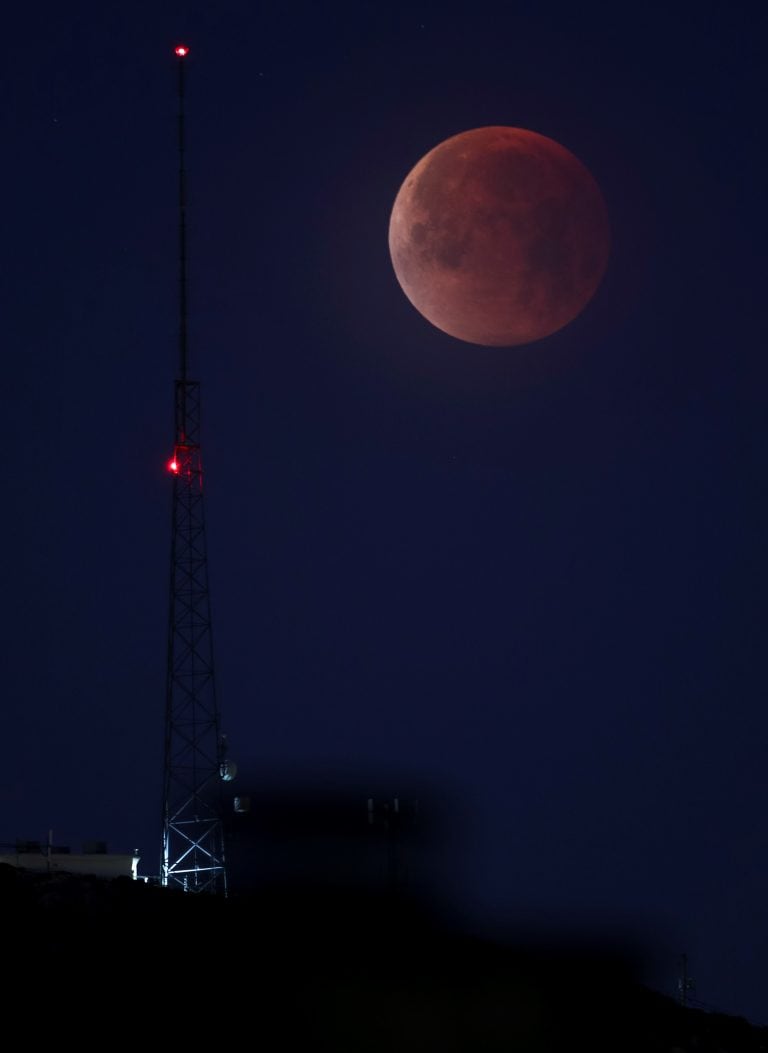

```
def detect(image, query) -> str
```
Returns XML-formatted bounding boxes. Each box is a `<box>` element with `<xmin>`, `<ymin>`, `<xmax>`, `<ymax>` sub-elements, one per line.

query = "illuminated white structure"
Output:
<box><xmin>0</xmin><ymin>841</ymin><xmax>139</xmax><ymax>880</ymax></box>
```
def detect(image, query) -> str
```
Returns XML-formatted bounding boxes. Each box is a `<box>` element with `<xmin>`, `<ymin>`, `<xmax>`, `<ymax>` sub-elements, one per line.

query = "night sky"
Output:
<box><xmin>3</xmin><ymin>1</ymin><xmax>767</xmax><ymax>1027</ymax></box>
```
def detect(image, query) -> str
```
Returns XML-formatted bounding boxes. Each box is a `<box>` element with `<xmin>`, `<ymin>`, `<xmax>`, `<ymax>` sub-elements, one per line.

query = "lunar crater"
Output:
<box><xmin>388</xmin><ymin>126</ymin><xmax>610</xmax><ymax>347</ymax></box>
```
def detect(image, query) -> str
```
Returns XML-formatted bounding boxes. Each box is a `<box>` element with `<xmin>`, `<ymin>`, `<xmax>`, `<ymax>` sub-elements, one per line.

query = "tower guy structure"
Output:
<box><xmin>161</xmin><ymin>44</ymin><xmax>231</xmax><ymax>894</ymax></box>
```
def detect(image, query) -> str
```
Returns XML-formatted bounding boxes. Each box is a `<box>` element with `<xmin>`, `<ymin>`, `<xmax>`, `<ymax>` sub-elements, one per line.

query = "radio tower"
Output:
<box><xmin>161</xmin><ymin>44</ymin><xmax>231</xmax><ymax>894</ymax></box>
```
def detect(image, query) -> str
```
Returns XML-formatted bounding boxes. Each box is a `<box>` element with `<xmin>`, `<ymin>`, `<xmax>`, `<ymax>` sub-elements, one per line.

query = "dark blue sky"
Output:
<box><xmin>2</xmin><ymin>1</ymin><xmax>767</xmax><ymax>1027</ymax></box>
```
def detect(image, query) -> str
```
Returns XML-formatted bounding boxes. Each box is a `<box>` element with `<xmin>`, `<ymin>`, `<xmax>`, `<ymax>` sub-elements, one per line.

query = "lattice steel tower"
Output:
<box><xmin>161</xmin><ymin>44</ymin><xmax>231</xmax><ymax>894</ymax></box>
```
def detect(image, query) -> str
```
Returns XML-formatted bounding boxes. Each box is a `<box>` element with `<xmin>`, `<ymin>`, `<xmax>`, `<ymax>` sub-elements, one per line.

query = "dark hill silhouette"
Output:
<box><xmin>2</xmin><ymin>863</ymin><xmax>766</xmax><ymax>1051</ymax></box>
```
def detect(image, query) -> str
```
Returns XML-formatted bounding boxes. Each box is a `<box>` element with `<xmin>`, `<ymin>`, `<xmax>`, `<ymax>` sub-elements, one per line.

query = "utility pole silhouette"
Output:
<box><xmin>677</xmin><ymin>953</ymin><xmax>695</xmax><ymax>1007</ymax></box>
<box><xmin>367</xmin><ymin>796</ymin><xmax>418</xmax><ymax>895</ymax></box>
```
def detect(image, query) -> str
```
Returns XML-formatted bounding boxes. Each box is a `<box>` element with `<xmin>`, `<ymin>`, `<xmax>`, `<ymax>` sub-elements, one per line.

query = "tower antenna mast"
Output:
<box><xmin>161</xmin><ymin>44</ymin><xmax>231</xmax><ymax>893</ymax></box>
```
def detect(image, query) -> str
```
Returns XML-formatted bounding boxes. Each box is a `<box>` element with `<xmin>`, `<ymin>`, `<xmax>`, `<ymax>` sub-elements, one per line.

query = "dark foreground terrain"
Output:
<box><xmin>2</xmin><ymin>863</ymin><xmax>765</xmax><ymax>1051</ymax></box>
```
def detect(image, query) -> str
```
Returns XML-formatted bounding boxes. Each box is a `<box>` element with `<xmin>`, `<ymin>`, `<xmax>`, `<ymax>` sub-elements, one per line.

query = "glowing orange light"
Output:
<box><xmin>175</xmin><ymin>45</ymin><xmax>189</xmax><ymax>57</ymax></box>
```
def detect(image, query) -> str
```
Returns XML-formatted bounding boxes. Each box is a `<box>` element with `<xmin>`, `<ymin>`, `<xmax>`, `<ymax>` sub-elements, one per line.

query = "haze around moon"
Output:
<box><xmin>388</xmin><ymin>126</ymin><xmax>611</xmax><ymax>347</ymax></box>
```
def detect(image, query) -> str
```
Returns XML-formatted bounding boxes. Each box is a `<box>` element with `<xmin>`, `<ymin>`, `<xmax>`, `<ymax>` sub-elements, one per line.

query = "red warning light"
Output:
<box><xmin>168</xmin><ymin>457</ymin><xmax>179</xmax><ymax>474</ymax></box>
<box><xmin>175</xmin><ymin>45</ymin><xmax>189</xmax><ymax>57</ymax></box>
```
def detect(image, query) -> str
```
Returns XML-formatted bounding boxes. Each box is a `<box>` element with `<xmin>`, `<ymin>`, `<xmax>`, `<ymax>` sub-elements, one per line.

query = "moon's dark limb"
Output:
<box><xmin>388</xmin><ymin>127</ymin><xmax>611</xmax><ymax>347</ymax></box>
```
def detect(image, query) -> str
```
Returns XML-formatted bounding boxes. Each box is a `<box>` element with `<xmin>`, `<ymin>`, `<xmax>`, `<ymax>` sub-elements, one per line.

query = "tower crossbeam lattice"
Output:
<box><xmin>161</xmin><ymin>45</ymin><xmax>229</xmax><ymax>895</ymax></box>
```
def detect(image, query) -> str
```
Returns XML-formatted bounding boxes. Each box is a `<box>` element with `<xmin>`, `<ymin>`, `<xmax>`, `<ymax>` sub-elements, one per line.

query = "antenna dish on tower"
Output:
<box><xmin>220</xmin><ymin>760</ymin><xmax>238</xmax><ymax>782</ymax></box>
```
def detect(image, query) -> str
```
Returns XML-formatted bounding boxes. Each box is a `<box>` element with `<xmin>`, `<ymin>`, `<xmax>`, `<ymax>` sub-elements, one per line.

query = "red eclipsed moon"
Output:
<box><xmin>388</xmin><ymin>126</ymin><xmax>611</xmax><ymax>347</ymax></box>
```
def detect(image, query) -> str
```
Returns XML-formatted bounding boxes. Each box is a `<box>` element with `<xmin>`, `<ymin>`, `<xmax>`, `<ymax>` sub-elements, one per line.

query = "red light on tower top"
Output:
<box><xmin>175</xmin><ymin>45</ymin><xmax>189</xmax><ymax>57</ymax></box>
